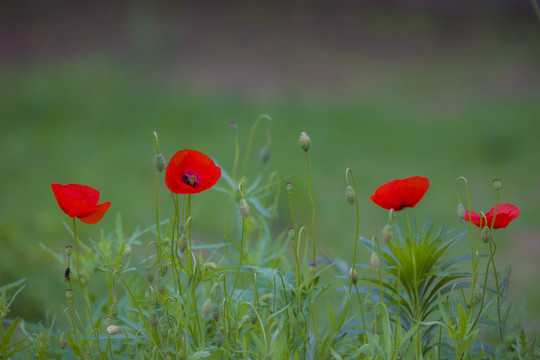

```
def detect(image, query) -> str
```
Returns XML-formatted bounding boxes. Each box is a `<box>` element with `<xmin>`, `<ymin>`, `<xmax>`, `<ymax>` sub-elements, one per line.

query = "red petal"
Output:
<box><xmin>51</xmin><ymin>183</ymin><xmax>99</xmax><ymax>218</ymax></box>
<box><xmin>165</xmin><ymin>149</ymin><xmax>221</xmax><ymax>194</ymax></box>
<box><xmin>370</xmin><ymin>176</ymin><xmax>429</xmax><ymax>211</ymax></box>
<box><xmin>79</xmin><ymin>202</ymin><xmax>111</xmax><ymax>224</ymax></box>
<box><xmin>490</xmin><ymin>203</ymin><xmax>520</xmax><ymax>229</ymax></box>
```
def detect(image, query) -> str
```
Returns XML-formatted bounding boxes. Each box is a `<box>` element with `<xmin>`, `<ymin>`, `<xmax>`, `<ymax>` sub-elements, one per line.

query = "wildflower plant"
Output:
<box><xmin>0</xmin><ymin>115</ymin><xmax>538</xmax><ymax>359</ymax></box>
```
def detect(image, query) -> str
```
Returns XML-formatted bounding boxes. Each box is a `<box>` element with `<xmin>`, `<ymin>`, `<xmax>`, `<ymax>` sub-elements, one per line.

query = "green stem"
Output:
<box><xmin>305</xmin><ymin>151</ymin><xmax>316</xmax><ymax>265</ymax></box>
<box><xmin>232</xmin><ymin>215</ymin><xmax>246</xmax><ymax>295</ymax></box>
<box><xmin>346</xmin><ymin>168</ymin><xmax>360</xmax><ymax>295</ymax></box>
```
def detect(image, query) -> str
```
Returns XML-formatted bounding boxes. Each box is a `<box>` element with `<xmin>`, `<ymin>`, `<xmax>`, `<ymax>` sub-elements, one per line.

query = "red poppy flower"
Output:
<box><xmin>370</xmin><ymin>176</ymin><xmax>430</xmax><ymax>211</ymax></box>
<box><xmin>165</xmin><ymin>149</ymin><xmax>221</xmax><ymax>194</ymax></box>
<box><xmin>464</xmin><ymin>203</ymin><xmax>519</xmax><ymax>229</ymax></box>
<box><xmin>51</xmin><ymin>183</ymin><xmax>111</xmax><ymax>224</ymax></box>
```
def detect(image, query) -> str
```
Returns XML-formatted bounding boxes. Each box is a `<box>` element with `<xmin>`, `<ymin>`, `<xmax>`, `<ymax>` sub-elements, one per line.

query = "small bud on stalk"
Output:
<box><xmin>493</xmin><ymin>178</ymin><xmax>502</xmax><ymax>191</ymax></box>
<box><xmin>202</xmin><ymin>299</ymin><xmax>212</xmax><ymax>318</ymax></box>
<box><xmin>240</xmin><ymin>199</ymin><xmax>250</xmax><ymax>218</ymax></box>
<box><xmin>288</xmin><ymin>227</ymin><xmax>295</xmax><ymax>242</ymax></box>
<box><xmin>286</xmin><ymin>182</ymin><xmax>293</xmax><ymax>194</ymax></box>
<box><xmin>481</xmin><ymin>226</ymin><xmax>490</xmax><ymax>244</ymax></box>
<box><xmin>370</xmin><ymin>252</ymin><xmax>380</xmax><ymax>271</ymax></box>
<box><xmin>349</xmin><ymin>267</ymin><xmax>358</xmax><ymax>285</ymax></box>
<box><xmin>212</xmin><ymin>305</ymin><xmax>220</xmax><ymax>322</ymax></box>
<box><xmin>178</xmin><ymin>234</ymin><xmax>188</xmax><ymax>253</ymax></box>
<box><xmin>64</xmin><ymin>245</ymin><xmax>73</xmax><ymax>257</ymax></box>
<box><xmin>345</xmin><ymin>186</ymin><xmax>355</xmax><ymax>205</ymax></box>
<box><xmin>382</xmin><ymin>224</ymin><xmax>392</xmax><ymax>244</ymax></box>
<box><xmin>65</xmin><ymin>289</ymin><xmax>73</xmax><ymax>300</ymax></box>
<box><xmin>215</xmin><ymin>331</ymin><xmax>224</xmax><ymax>348</ymax></box>
<box><xmin>299</xmin><ymin>132</ymin><xmax>311</xmax><ymax>152</ymax></box>
<box><xmin>456</xmin><ymin>203</ymin><xmax>465</xmax><ymax>222</ymax></box>
<box><xmin>259</xmin><ymin>145</ymin><xmax>272</xmax><ymax>164</ymax></box>
<box><xmin>110</xmin><ymin>303</ymin><xmax>118</xmax><ymax>319</ymax></box>
<box><xmin>153</xmin><ymin>154</ymin><xmax>166</xmax><ymax>172</ymax></box>
<box><xmin>106</xmin><ymin>325</ymin><xmax>122</xmax><ymax>335</ymax></box>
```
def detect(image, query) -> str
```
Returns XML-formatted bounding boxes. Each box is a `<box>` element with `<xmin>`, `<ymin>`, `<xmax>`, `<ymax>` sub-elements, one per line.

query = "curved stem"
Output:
<box><xmin>345</xmin><ymin>168</ymin><xmax>360</xmax><ymax>294</ymax></box>
<box><xmin>305</xmin><ymin>151</ymin><xmax>316</xmax><ymax>265</ymax></box>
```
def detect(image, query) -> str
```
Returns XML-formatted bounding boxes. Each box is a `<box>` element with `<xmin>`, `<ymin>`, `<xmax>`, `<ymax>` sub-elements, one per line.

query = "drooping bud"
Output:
<box><xmin>285</xmin><ymin>182</ymin><xmax>293</xmax><ymax>194</ymax></box>
<box><xmin>153</xmin><ymin>154</ymin><xmax>166</xmax><ymax>172</ymax></box>
<box><xmin>64</xmin><ymin>245</ymin><xmax>73</xmax><ymax>256</ymax></box>
<box><xmin>240</xmin><ymin>199</ymin><xmax>250</xmax><ymax>218</ymax></box>
<box><xmin>382</xmin><ymin>224</ymin><xmax>392</xmax><ymax>245</ymax></box>
<box><xmin>215</xmin><ymin>330</ymin><xmax>224</xmax><ymax>348</ymax></box>
<box><xmin>229</xmin><ymin>121</ymin><xmax>238</xmax><ymax>134</ymax></box>
<box><xmin>493</xmin><ymin>178</ymin><xmax>502</xmax><ymax>191</ymax></box>
<box><xmin>150</xmin><ymin>312</ymin><xmax>159</xmax><ymax>327</ymax></box>
<box><xmin>473</xmin><ymin>284</ymin><xmax>483</xmax><ymax>303</ymax></box>
<box><xmin>202</xmin><ymin>299</ymin><xmax>212</xmax><ymax>318</ymax></box>
<box><xmin>110</xmin><ymin>303</ymin><xmax>118</xmax><ymax>319</ymax></box>
<box><xmin>345</xmin><ymin>186</ymin><xmax>355</xmax><ymax>205</ymax></box>
<box><xmin>65</xmin><ymin>289</ymin><xmax>73</xmax><ymax>300</ymax></box>
<box><xmin>456</xmin><ymin>203</ymin><xmax>466</xmax><ymax>222</ymax></box>
<box><xmin>481</xmin><ymin>226</ymin><xmax>490</xmax><ymax>244</ymax></box>
<box><xmin>259</xmin><ymin>145</ymin><xmax>272</xmax><ymax>164</ymax></box>
<box><xmin>299</xmin><ymin>131</ymin><xmax>311</xmax><ymax>152</ymax></box>
<box><xmin>370</xmin><ymin>252</ymin><xmax>380</xmax><ymax>271</ymax></box>
<box><xmin>106</xmin><ymin>325</ymin><xmax>122</xmax><ymax>335</ymax></box>
<box><xmin>59</xmin><ymin>332</ymin><xmax>67</xmax><ymax>349</ymax></box>
<box><xmin>146</xmin><ymin>265</ymin><xmax>154</xmax><ymax>283</ymax></box>
<box><xmin>349</xmin><ymin>267</ymin><xmax>358</xmax><ymax>285</ymax></box>
<box><xmin>178</xmin><ymin>234</ymin><xmax>188</xmax><ymax>253</ymax></box>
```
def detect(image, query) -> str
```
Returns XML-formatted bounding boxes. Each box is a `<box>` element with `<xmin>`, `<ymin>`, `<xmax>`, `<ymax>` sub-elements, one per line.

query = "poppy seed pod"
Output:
<box><xmin>202</xmin><ymin>299</ymin><xmax>212</xmax><ymax>318</ymax></box>
<box><xmin>456</xmin><ymin>203</ymin><xmax>466</xmax><ymax>222</ymax></box>
<box><xmin>493</xmin><ymin>179</ymin><xmax>502</xmax><ymax>191</ymax></box>
<box><xmin>229</xmin><ymin>121</ymin><xmax>238</xmax><ymax>133</ymax></box>
<box><xmin>382</xmin><ymin>224</ymin><xmax>392</xmax><ymax>245</ymax></box>
<box><xmin>345</xmin><ymin>186</ymin><xmax>355</xmax><ymax>205</ymax></box>
<box><xmin>370</xmin><ymin>252</ymin><xmax>380</xmax><ymax>271</ymax></box>
<box><xmin>299</xmin><ymin>132</ymin><xmax>311</xmax><ymax>152</ymax></box>
<box><xmin>259</xmin><ymin>145</ymin><xmax>272</xmax><ymax>164</ymax></box>
<box><xmin>153</xmin><ymin>154</ymin><xmax>166</xmax><ymax>172</ymax></box>
<box><xmin>65</xmin><ymin>289</ymin><xmax>73</xmax><ymax>300</ymax></box>
<box><xmin>349</xmin><ymin>267</ymin><xmax>358</xmax><ymax>285</ymax></box>
<box><xmin>481</xmin><ymin>226</ymin><xmax>490</xmax><ymax>243</ymax></box>
<box><xmin>106</xmin><ymin>325</ymin><xmax>122</xmax><ymax>335</ymax></box>
<box><xmin>240</xmin><ymin>199</ymin><xmax>250</xmax><ymax>218</ymax></box>
<box><xmin>64</xmin><ymin>245</ymin><xmax>73</xmax><ymax>256</ymax></box>
<box><xmin>286</xmin><ymin>182</ymin><xmax>293</xmax><ymax>193</ymax></box>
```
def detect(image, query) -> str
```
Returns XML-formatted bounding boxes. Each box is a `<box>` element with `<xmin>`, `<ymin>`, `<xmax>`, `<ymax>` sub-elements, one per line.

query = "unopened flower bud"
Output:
<box><xmin>104</xmin><ymin>316</ymin><xmax>113</xmax><ymax>325</ymax></box>
<box><xmin>158</xmin><ymin>277</ymin><xmax>166</xmax><ymax>294</ymax></box>
<box><xmin>123</xmin><ymin>243</ymin><xmax>132</xmax><ymax>256</ymax></box>
<box><xmin>349</xmin><ymin>267</ymin><xmax>358</xmax><ymax>285</ymax></box>
<box><xmin>153</xmin><ymin>154</ymin><xmax>166</xmax><ymax>172</ymax></box>
<box><xmin>202</xmin><ymin>299</ymin><xmax>212</xmax><ymax>318</ymax></box>
<box><xmin>286</xmin><ymin>182</ymin><xmax>292</xmax><ymax>193</ymax></box>
<box><xmin>106</xmin><ymin>325</ymin><xmax>122</xmax><ymax>335</ymax></box>
<box><xmin>493</xmin><ymin>178</ymin><xmax>502</xmax><ymax>191</ymax></box>
<box><xmin>288</xmin><ymin>227</ymin><xmax>295</xmax><ymax>242</ymax></box>
<box><xmin>65</xmin><ymin>289</ymin><xmax>73</xmax><ymax>300</ymax></box>
<box><xmin>382</xmin><ymin>224</ymin><xmax>392</xmax><ymax>245</ymax></box>
<box><xmin>204</xmin><ymin>262</ymin><xmax>217</xmax><ymax>270</ymax></box>
<box><xmin>240</xmin><ymin>199</ymin><xmax>250</xmax><ymax>218</ymax></box>
<box><xmin>178</xmin><ymin>234</ymin><xmax>188</xmax><ymax>253</ymax></box>
<box><xmin>248</xmin><ymin>311</ymin><xmax>258</xmax><ymax>325</ymax></box>
<box><xmin>150</xmin><ymin>312</ymin><xmax>159</xmax><ymax>327</ymax></box>
<box><xmin>229</xmin><ymin>121</ymin><xmax>238</xmax><ymax>133</ymax></box>
<box><xmin>212</xmin><ymin>305</ymin><xmax>220</xmax><ymax>322</ymax></box>
<box><xmin>299</xmin><ymin>131</ymin><xmax>311</xmax><ymax>152</ymax></box>
<box><xmin>473</xmin><ymin>284</ymin><xmax>483</xmax><ymax>303</ymax></box>
<box><xmin>110</xmin><ymin>303</ymin><xmax>118</xmax><ymax>319</ymax></box>
<box><xmin>345</xmin><ymin>186</ymin><xmax>355</xmax><ymax>205</ymax></box>
<box><xmin>59</xmin><ymin>332</ymin><xmax>67</xmax><ymax>349</ymax></box>
<box><xmin>64</xmin><ymin>245</ymin><xmax>73</xmax><ymax>256</ymax></box>
<box><xmin>370</xmin><ymin>252</ymin><xmax>380</xmax><ymax>271</ymax></box>
<box><xmin>146</xmin><ymin>265</ymin><xmax>154</xmax><ymax>283</ymax></box>
<box><xmin>215</xmin><ymin>330</ymin><xmax>224</xmax><ymax>348</ymax></box>
<box><xmin>481</xmin><ymin>226</ymin><xmax>490</xmax><ymax>244</ymax></box>
<box><xmin>259</xmin><ymin>145</ymin><xmax>272</xmax><ymax>164</ymax></box>
<box><xmin>456</xmin><ymin>203</ymin><xmax>465</xmax><ymax>222</ymax></box>
<box><xmin>259</xmin><ymin>293</ymin><xmax>274</xmax><ymax>303</ymax></box>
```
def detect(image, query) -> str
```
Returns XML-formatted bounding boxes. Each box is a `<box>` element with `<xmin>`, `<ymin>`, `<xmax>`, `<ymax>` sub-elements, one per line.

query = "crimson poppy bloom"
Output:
<box><xmin>464</xmin><ymin>203</ymin><xmax>519</xmax><ymax>229</ymax></box>
<box><xmin>165</xmin><ymin>149</ymin><xmax>221</xmax><ymax>194</ymax></box>
<box><xmin>370</xmin><ymin>176</ymin><xmax>430</xmax><ymax>211</ymax></box>
<box><xmin>51</xmin><ymin>183</ymin><xmax>111</xmax><ymax>224</ymax></box>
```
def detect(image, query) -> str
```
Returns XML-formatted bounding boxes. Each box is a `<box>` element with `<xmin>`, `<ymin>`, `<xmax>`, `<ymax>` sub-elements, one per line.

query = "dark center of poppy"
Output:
<box><xmin>182</xmin><ymin>172</ymin><xmax>199</xmax><ymax>188</ymax></box>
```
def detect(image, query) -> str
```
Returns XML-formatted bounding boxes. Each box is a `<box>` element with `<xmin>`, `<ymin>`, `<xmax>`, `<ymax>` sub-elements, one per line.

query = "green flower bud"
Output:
<box><xmin>345</xmin><ymin>186</ymin><xmax>355</xmax><ymax>205</ymax></box>
<box><xmin>65</xmin><ymin>289</ymin><xmax>73</xmax><ymax>300</ymax></box>
<box><xmin>248</xmin><ymin>311</ymin><xmax>258</xmax><ymax>325</ymax></box>
<box><xmin>215</xmin><ymin>330</ymin><xmax>224</xmax><ymax>348</ymax></box>
<box><xmin>259</xmin><ymin>145</ymin><xmax>272</xmax><ymax>164</ymax></box>
<box><xmin>202</xmin><ymin>299</ymin><xmax>212</xmax><ymax>318</ymax></box>
<box><xmin>349</xmin><ymin>267</ymin><xmax>358</xmax><ymax>285</ymax></box>
<box><xmin>212</xmin><ymin>305</ymin><xmax>220</xmax><ymax>322</ymax></box>
<box><xmin>288</xmin><ymin>227</ymin><xmax>295</xmax><ymax>242</ymax></box>
<box><xmin>106</xmin><ymin>325</ymin><xmax>122</xmax><ymax>335</ymax></box>
<box><xmin>110</xmin><ymin>303</ymin><xmax>118</xmax><ymax>319</ymax></box>
<box><xmin>299</xmin><ymin>131</ymin><xmax>311</xmax><ymax>152</ymax></box>
<box><xmin>370</xmin><ymin>252</ymin><xmax>380</xmax><ymax>271</ymax></box>
<box><xmin>153</xmin><ymin>154</ymin><xmax>166</xmax><ymax>172</ymax></box>
<box><xmin>123</xmin><ymin>243</ymin><xmax>132</xmax><ymax>256</ymax></box>
<box><xmin>473</xmin><ymin>284</ymin><xmax>483</xmax><ymax>304</ymax></box>
<box><xmin>158</xmin><ymin>277</ymin><xmax>166</xmax><ymax>294</ymax></box>
<box><xmin>286</xmin><ymin>182</ymin><xmax>292</xmax><ymax>193</ymax></box>
<box><xmin>240</xmin><ymin>199</ymin><xmax>250</xmax><ymax>218</ymax></box>
<box><xmin>146</xmin><ymin>265</ymin><xmax>154</xmax><ymax>283</ymax></box>
<box><xmin>59</xmin><ymin>332</ymin><xmax>67</xmax><ymax>349</ymax></box>
<box><xmin>493</xmin><ymin>178</ymin><xmax>502</xmax><ymax>191</ymax></box>
<box><xmin>382</xmin><ymin>224</ymin><xmax>392</xmax><ymax>245</ymax></box>
<box><xmin>178</xmin><ymin>234</ymin><xmax>188</xmax><ymax>253</ymax></box>
<box><xmin>481</xmin><ymin>226</ymin><xmax>490</xmax><ymax>244</ymax></box>
<box><xmin>64</xmin><ymin>245</ymin><xmax>73</xmax><ymax>257</ymax></box>
<box><xmin>456</xmin><ymin>203</ymin><xmax>466</xmax><ymax>222</ymax></box>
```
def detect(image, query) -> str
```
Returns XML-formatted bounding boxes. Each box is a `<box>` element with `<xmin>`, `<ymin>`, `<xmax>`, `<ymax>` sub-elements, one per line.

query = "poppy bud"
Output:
<box><xmin>229</xmin><ymin>121</ymin><xmax>238</xmax><ymax>134</ymax></box>
<box><xmin>259</xmin><ymin>293</ymin><xmax>274</xmax><ymax>303</ymax></box>
<box><xmin>370</xmin><ymin>252</ymin><xmax>380</xmax><ymax>271</ymax></box>
<box><xmin>65</xmin><ymin>289</ymin><xmax>73</xmax><ymax>300</ymax></box>
<box><xmin>106</xmin><ymin>325</ymin><xmax>122</xmax><ymax>335</ymax></box>
<box><xmin>456</xmin><ymin>203</ymin><xmax>465</xmax><ymax>222</ymax></box>
<box><xmin>153</xmin><ymin>154</ymin><xmax>166</xmax><ymax>172</ymax></box>
<box><xmin>299</xmin><ymin>131</ymin><xmax>311</xmax><ymax>152</ymax></box>
<box><xmin>286</xmin><ymin>182</ymin><xmax>293</xmax><ymax>193</ymax></box>
<box><xmin>202</xmin><ymin>299</ymin><xmax>212</xmax><ymax>318</ymax></box>
<box><xmin>215</xmin><ymin>330</ymin><xmax>224</xmax><ymax>348</ymax></box>
<box><xmin>248</xmin><ymin>311</ymin><xmax>258</xmax><ymax>325</ymax></box>
<box><xmin>382</xmin><ymin>224</ymin><xmax>392</xmax><ymax>245</ymax></box>
<box><xmin>123</xmin><ymin>244</ymin><xmax>132</xmax><ymax>256</ymax></box>
<box><xmin>481</xmin><ymin>226</ymin><xmax>490</xmax><ymax>243</ymax></box>
<box><xmin>259</xmin><ymin>145</ymin><xmax>272</xmax><ymax>164</ymax></box>
<box><xmin>288</xmin><ymin>227</ymin><xmax>295</xmax><ymax>242</ymax></box>
<box><xmin>349</xmin><ymin>267</ymin><xmax>358</xmax><ymax>285</ymax></box>
<box><xmin>473</xmin><ymin>284</ymin><xmax>483</xmax><ymax>303</ymax></box>
<box><xmin>146</xmin><ymin>265</ymin><xmax>154</xmax><ymax>283</ymax></box>
<box><xmin>64</xmin><ymin>245</ymin><xmax>73</xmax><ymax>256</ymax></box>
<box><xmin>345</xmin><ymin>186</ymin><xmax>355</xmax><ymax>205</ymax></box>
<box><xmin>104</xmin><ymin>316</ymin><xmax>113</xmax><ymax>325</ymax></box>
<box><xmin>212</xmin><ymin>305</ymin><xmax>220</xmax><ymax>322</ymax></box>
<box><xmin>150</xmin><ymin>312</ymin><xmax>159</xmax><ymax>327</ymax></box>
<box><xmin>59</xmin><ymin>332</ymin><xmax>67</xmax><ymax>349</ymax></box>
<box><xmin>493</xmin><ymin>179</ymin><xmax>502</xmax><ymax>191</ymax></box>
<box><xmin>240</xmin><ymin>199</ymin><xmax>250</xmax><ymax>218</ymax></box>
<box><xmin>110</xmin><ymin>303</ymin><xmax>118</xmax><ymax>319</ymax></box>
<box><xmin>158</xmin><ymin>278</ymin><xmax>166</xmax><ymax>294</ymax></box>
<box><xmin>178</xmin><ymin>234</ymin><xmax>188</xmax><ymax>253</ymax></box>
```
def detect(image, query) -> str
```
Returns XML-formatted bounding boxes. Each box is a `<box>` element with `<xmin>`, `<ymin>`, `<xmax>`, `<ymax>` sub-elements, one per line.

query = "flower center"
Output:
<box><xmin>182</xmin><ymin>172</ymin><xmax>199</xmax><ymax>188</ymax></box>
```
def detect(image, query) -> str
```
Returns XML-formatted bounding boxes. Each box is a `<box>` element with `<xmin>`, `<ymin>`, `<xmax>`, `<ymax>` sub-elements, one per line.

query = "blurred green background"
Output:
<box><xmin>1</xmin><ymin>1</ymin><xmax>540</xmax><ymax>329</ymax></box>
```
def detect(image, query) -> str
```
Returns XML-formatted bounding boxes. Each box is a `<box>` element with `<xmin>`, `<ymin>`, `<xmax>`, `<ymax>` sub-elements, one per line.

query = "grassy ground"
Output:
<box><xmin>1</xmin><ymin>4</ymin><xmax>540</xmax><ymax>331</ymax></box>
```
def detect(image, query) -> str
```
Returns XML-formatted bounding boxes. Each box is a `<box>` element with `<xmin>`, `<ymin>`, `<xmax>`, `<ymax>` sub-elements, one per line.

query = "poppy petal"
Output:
<box><xmin>79</xmin><ymin>202</ymin><xmax>112</xmax><ymax>224</ymax></box>
<box><xmin>370</xmin><ymin>176</ymin><xmax>429</xmax><ymax>211</ymax></box>
<box><xmin>165</xmin><ymin>149</ymin><xmax>221</xmax><ymax>194</ymax></box>
<box><xmin>51</xmin><ymin>183</ymin><xmax>99</xmax><ymax>218</ymax></box>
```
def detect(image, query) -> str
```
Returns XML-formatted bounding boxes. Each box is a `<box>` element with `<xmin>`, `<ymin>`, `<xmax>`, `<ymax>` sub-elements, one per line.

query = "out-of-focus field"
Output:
<box><xmin>1</xmin><ymin>1</ymin><xmax>539</xmax><ymax>328</ymax></box>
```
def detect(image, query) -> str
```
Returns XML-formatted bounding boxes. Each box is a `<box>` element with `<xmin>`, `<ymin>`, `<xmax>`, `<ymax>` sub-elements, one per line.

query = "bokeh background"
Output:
<box><xmin>1</xmin><ymin>0</ymin><xmax>540</xmax><ymax>330</ymax></box>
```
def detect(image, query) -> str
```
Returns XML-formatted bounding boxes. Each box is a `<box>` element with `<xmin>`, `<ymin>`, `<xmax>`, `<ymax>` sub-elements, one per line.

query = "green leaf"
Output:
<box><xmin>0</xmin><ymin>278</ymin><xmax>26</xmax><ymax>292</ymax></box>
<box><xmin>1</xmin><ymin>317</ymin><xmax>19</xmax><ymax>348</ymax></box>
